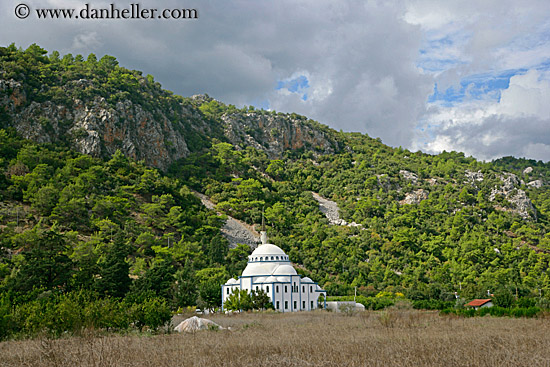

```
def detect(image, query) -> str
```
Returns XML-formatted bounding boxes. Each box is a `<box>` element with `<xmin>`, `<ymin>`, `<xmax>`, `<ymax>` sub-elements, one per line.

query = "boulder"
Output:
<box><xmin>174</xmin><ymin>316</ymin><xmax>224</xmax><ymax>333</ymax></box>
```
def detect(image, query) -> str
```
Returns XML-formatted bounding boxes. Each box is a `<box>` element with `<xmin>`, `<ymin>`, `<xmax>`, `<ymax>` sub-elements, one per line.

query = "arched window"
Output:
<box><xmin>276</xmin><ymin>285</ymin><xmax>279</xmax><ymax>293</ymax></box>
<box><xmin>276</xmin><ymin>256</ymin><xmax>279</xmax><ymax>260</ymax></box>
<box><xmin>260</xmin><ymin>257</ymin><xmax>263</xmax><ymax>261</ymax></box>
<box><xmin>271</xmin><ymin>256</ymin><xmax>274</xmax><ymax>260</ymax></box>
<box><xmin>256</xmin><ymin>286</ymin><xmax>259</xmax><ymax>291</ymax></box>
<box><xmin>310</xmin><ymin>286</ymin><xmax>313</xmax><ymax>292</ymax></box>
<box><xmin>266</xmin><ymin>286</ymin><xmax>269</xmax><ymax>293</ymax></box>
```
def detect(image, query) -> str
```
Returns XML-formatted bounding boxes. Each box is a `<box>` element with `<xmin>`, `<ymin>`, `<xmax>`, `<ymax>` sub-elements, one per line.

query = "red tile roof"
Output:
<box><xmin>466</xmin><ymin>299</ymin><xmax>492</xmax><ymax>307</ymax></box>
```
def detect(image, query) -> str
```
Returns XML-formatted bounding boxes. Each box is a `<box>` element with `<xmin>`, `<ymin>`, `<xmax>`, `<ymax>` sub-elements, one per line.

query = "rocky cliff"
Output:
<box><xmin>0</xmin><ymin>74</ymin><xmax>339</xmax><ymax>170</ymax></box>
<box><xmin>223</xmin><ymin>111</ymin><xmax>339</xmax><ymax>158</ymax></box>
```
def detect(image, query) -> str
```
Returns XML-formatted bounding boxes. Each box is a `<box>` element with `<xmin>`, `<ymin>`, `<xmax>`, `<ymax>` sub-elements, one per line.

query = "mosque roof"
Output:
<box><xmin>242</xmin><ymin>262</ymin><xmax>279</xmax><ymax>276</ymax></box>
<box><xmin>273</xmin><ymin>264</ymin><xmax>297</xmax><ymax>276</ymax></box>
<box><xmin>250</xmin><ymin>244</ymin><xmax>287</xmax><ymax>257</ymax></box>
<box><xmin>240</xmin><ymin>237</ymin><xmax>298</xmax><ymax>277</ymax></box>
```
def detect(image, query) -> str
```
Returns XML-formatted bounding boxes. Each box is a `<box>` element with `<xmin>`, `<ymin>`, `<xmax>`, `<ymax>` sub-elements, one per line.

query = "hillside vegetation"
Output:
<box><xmin>1</xmin><ymin>44</ymin><xmax>550</xmax><ymax>338</ymax></box>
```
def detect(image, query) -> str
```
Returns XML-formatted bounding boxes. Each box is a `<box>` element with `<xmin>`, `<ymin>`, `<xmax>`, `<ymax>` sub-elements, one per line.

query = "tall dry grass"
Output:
<box><xmin>1</xmin><ymin>310</ymin><xmax>550</xmax><ymax>367</ymax></box>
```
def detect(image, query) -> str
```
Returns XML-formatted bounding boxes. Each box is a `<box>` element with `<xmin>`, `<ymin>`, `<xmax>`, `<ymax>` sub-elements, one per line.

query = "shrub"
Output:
<box><xmin>129</xmin><ymin>297</ymin><xmax>171</xmax><ymax>331</ymax></box>
<box><xmin>412</xmin><ymin>299</ymin><xmax>454</xmax><ymax>310</ymax></box>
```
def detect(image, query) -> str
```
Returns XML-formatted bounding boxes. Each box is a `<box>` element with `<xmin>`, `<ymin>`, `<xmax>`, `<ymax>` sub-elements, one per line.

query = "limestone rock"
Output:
<box><xmin>399</xmin><ymin>170</ymin><xmax>418</xmax><ymax>184</ymax></box>
<box><xmin>222</xmin><ymin>112</ymin><xmax>339</xmax><ymax>159</ymax></box>
<box><xmin>400</xmin><ymin>189</ymin><xmax>429</xmax><ymax>205</ymax></box>
<box><xmin>311</xmin><ymin>192</ymin><xmax>361</xmax><ymax>228</ymax></box>
<box><xmin>489</xmin><ymin>173</ymin><xmax>534</xmax><ymax>220</ymax></box>
<box><xmin>527</xmin><ymin>180</ymin><xmax>543</xmax><ymax>188</ymax></box>
<box><xmin>465</xmin><ymin>170</ymin><xmax>484</xmax><ymax>184</ymax></box>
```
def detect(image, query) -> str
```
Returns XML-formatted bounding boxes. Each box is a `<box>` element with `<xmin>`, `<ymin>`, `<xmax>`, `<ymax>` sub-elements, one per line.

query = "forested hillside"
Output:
<box><xmin>1</xmin><ymin>44</ymin><xmax>550</xmax><ymax>338</ymax></box>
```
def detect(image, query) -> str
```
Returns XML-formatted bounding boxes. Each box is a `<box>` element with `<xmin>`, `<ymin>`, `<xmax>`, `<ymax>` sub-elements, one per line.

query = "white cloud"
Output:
<box><xmin>418</xmin><ymin>69</ymin><xmax>550</xmax><ymax>161</ymax></box>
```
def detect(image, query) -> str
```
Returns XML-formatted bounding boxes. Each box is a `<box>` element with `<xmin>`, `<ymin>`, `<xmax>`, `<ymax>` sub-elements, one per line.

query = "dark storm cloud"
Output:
<box><xmin>0</xmin><ymin>0</ymin><xmax>432</xmax><ymax>149</ymax></box>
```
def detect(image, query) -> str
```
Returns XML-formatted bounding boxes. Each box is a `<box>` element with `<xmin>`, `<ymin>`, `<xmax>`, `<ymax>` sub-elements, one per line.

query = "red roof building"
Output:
<box><xmin>466</xmin><ymin>299</ymin><xmax>493</xmax><ymax>309</ymax></box>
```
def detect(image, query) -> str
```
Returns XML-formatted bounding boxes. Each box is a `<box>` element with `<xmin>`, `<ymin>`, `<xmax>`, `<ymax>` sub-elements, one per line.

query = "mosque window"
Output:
<box><xmin>302</xmin><ymin>286</ymin><xmax>305</xmax><ymax>293</ymax></box>
<box><xmin>285</xmin><ymin>285</ymin><xmax>288</xmax><ymax>293</ymax></box>
<box><xmin>294</xmin><ymin>301</ymin><xmax>297</xmax><ymax>309</ymax></box>
<box><xmin>256</xmin><ymin>286</ymin><xmax>259</xmax><ymax>291</ymax></box>
<box><xmin>311</xmin><ymin>301</ymin><xmax>314</xmax><ymax>309</ymax></box>
<box><xmin>266</xmin><ymin>286</ymin><xmax>269</xmax><ymax>293</ymax></box>
<box><xmin>271</xmin><ymin>256</ymin><xmax>274</xmax><ymax>260</ymax></box>
<box><xmin>226</xmin><ymin>288</ymin><xmax>229</xmax><ymax>294</ymax></box>
<box><xmin>277</xmin><ymin>301</ymin><xmax>280</xmax><ymax>309</ymax></box>
<box><xmin>276</xmin><ymin>285</ymin><xmax>279</xmax><ymax>293</ymax></box>
<box><xmin>285</xmin><ymin>301</ymin><xmax>288</xmax><ymax>310</ymax></box>
<box><xmin>310</xmin><ymin>286</ymin><xmax>313</xmax><ymax>292</ymax></box>
<box><xmin>303</xmin><ymin>301</ymin><xmax>305</xmax><ymax>309</ymax></box>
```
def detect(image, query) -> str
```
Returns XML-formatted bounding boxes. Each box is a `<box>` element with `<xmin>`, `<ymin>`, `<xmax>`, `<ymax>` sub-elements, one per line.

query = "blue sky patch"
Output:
<box><xmin>276</xmin><ymin>74</ymin><xmax>310</xmax><ymax>101</ymax></box>
<box><xmin>428</xmin><ymin>69</ymin><xmax>527</xmax><ymax>105</ymax></box>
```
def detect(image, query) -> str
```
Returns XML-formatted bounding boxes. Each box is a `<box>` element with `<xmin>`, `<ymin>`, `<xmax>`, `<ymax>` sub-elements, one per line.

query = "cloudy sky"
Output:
<box><xmin>1</xmin><ymin>0</ymin><xmax>549</xmax><ymax>162</ymax></box>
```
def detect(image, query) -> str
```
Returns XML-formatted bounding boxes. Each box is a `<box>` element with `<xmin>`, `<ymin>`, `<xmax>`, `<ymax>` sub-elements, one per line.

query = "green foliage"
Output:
<box><xmin>250</xmin><ymin>289</ymin><xmax>274</xmax><ymax>310</ymax></box>
<box><xmin>128</xmin><ymin>296</ymin><xmax>171</xmax><ymax>331</ymax></box>
<box><xmin>95</xmin><ymin>239</ymin><xmax>131</xmax><ymax>298</ymax></box>
<box><xmin>224</xmin><ymin>289</ymin><xmax>253</xmax><ymax>311</ymax></box>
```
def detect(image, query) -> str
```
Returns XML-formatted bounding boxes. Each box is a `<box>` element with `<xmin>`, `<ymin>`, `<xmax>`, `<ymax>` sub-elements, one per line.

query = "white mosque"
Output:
<box><xmin>222</xmin><ymin>231</ymin><xmax>327</xmax><ymax>312</ymax></box>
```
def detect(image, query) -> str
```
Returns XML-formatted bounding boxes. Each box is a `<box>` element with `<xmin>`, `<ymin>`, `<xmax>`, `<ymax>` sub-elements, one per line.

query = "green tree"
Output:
<box><xmin>95</xmin><ymin>239</ymin><xmax>131</xmax><ymax>298</ymax></box>
<box><xmin>251</xmin><ymin>289</ymin><xmax>273</xmax><ymax>310</ymax></box>
<box><xmin>11</xmin><ymin>228</ymin><xmax>73</xmax><ymax>293</ymax></box>
<box><xmin>224</xmin><ymin>289</ymin><xmax>252</xmax><ymax>311</ymax></box>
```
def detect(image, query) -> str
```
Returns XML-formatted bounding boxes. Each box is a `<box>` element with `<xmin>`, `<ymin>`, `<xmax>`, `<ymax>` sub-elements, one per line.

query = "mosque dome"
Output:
<box><xmin>241</xmin><ymin>235</ymin><xmax>295</xmax><ymax>277</ymax></box>
<box><xmin>242</xmin><ymin>262</ymin><xmax>278</xmax><ymax>276</ymax></box>
<box><xmin>273</xmin><ymin>264</ymin><xmax>297</xmax><ymax>276</ymax></box>
<box><xmin>248</xmin><ymin>244</ymin><xmax>289</xmax><ymax>262</ymax></box>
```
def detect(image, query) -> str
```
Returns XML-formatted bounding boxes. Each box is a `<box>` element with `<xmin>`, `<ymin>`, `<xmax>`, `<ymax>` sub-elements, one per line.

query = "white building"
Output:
<box><xmin>222</xmin><ymin>232</ymin><xmax>326</xmax><ymax>312</ymax></box>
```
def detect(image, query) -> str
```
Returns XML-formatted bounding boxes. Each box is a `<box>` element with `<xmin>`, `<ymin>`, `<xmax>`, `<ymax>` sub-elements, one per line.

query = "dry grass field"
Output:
<box><xmin>1</xmin><ymin>309</ymin><xmax>550</xmax><ymax>367</ymax></box>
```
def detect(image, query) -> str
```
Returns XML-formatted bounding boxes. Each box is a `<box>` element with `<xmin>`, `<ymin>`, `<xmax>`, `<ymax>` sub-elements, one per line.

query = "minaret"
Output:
<box><xmin>260</xmin><ymin>207</ymin><xmax>267</xmax><ymax>245</ymax></box>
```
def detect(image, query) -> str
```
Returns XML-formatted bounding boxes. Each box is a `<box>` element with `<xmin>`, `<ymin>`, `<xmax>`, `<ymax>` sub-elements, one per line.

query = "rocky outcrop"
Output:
<box><xmin>221</xmin><ymin>217</ymin><xmax>260</xmax><ymax>249</ymax></box>
<box><xmin>527</xmin><ymin>180</ymin><xmax>543</xmax><ymax>189</ymax></box>
<box><xmin>399</xmin><ymin>170</ymin><xmax>418</xmax><ymax>184</ymax></box>
<box><xmin>2</xmin><ymin>80</ymin><xmax>340</xmax><ymax>170</ymax></box>
<box><xmin>400</xmin><ymin>189</ymin><xmax>429</xmax><ymax>205</ymax></box>
<box><xmin>465</xmin><ymin>170</ymin><xmax>484</xmax><ymax>184</ymax></box>
<box><xmin>311</xmin><ymin>192</ymin><xmax>361</xmax><ymax>227</ymax></box>
<box><xmin>490</xmin><ymin>173</ymin><xmax>535</xmax><ymax>220</ymax></box>
<box><xmin>223</xmin><ymin>112</ymin><xmax>339</xmax><ymax>158</ymax></box>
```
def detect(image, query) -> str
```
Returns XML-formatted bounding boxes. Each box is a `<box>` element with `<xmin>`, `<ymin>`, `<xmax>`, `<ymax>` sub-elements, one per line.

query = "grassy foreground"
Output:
<box><xmin>1</xmin><ymin>310</ymin><xmax>550</xmax><ymax>367</ymax></box>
